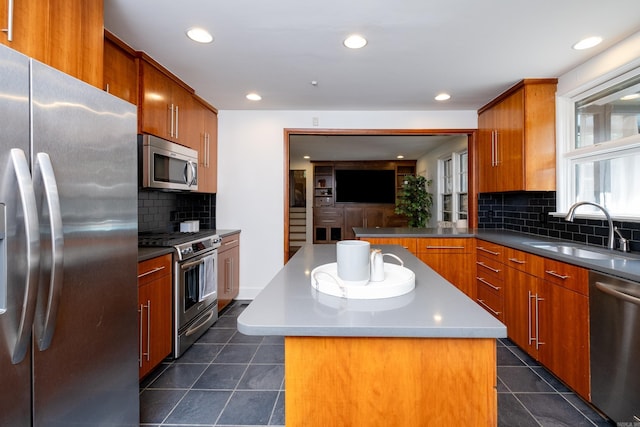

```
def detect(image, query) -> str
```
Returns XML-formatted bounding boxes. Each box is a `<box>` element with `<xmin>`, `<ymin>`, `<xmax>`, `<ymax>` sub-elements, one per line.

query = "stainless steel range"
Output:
<box><xmin>139</xmin><ymin>230</ymin><xmax>221</xmax><ymax>358</ymax></box>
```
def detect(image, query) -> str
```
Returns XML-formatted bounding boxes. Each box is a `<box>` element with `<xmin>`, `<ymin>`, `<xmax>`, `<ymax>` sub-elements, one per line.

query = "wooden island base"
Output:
<box><xmin>285</xmin><ymin>336</ymin><xmax>497</xmax><ymax>426</ymax></box>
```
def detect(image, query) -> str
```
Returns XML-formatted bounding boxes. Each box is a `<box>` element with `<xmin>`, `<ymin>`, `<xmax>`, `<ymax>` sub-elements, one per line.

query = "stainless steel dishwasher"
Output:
<box><xmin>589</xmin><ymin>271</ymin><xmax>640</xmax><ymax>423</ymax></box>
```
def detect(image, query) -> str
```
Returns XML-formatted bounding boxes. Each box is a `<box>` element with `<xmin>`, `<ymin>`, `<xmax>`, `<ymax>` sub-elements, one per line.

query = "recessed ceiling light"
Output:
<box><xmin>620</xmin><ymin>93</ymin><xmax>640</xmax><ymax>101</ymax></box>
<box><xmin>246</xmin><ymin>93</ymin><xmax>262</xmax><ymax>101</ymax></box>
<box><xmin>343</xmin><ymin>34</ymin><xmax>367</xmax><ymax>49</ymax></box>
<box><xmin>303</xmin><ymin>155</ymin><xmax>311</xmax><ymax>159</ymax></box>
<box><xmin>397</xmin><ymin>155</ymin><xmax>405</xmax><ymax>159</ymax></box>
<box><xmin>186</xmin><ymin>27</ymin><xmax>213</xmax><ymax>44</ymax></box>
<box><xmin>572</xmin><ymin>36</ymin><xmax>602</xmax><ymax>50</ymax></box>
<box><xmin>435</xmin><ymin>93</ymin><xmax>451</xmax><ymax>101</ymax></box>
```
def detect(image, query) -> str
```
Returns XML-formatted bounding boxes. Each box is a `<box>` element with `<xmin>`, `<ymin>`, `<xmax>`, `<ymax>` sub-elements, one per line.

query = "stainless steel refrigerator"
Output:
<box><xmin>0</xmin><ymin>44</ymin><xmax>139</xmax><ymax>425</ymax></box>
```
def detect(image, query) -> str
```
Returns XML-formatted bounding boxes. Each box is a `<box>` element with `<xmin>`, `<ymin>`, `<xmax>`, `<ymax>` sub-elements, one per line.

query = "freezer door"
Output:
<box><xmin>30</xmin><ymin>60</ymin><xmax>139</xmax><ymax>425</ymax></box>
<box><xmin>0</xmin><ymin>44</ymin><xmax>34</xmax><ymax>427</ymax></box>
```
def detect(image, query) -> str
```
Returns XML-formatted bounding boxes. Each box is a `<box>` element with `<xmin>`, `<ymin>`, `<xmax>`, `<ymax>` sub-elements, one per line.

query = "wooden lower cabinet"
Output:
<box><xmin>218</xmin><ymin>233</ymin><xmax>240</xmax><ymax>311</ymax></box>
<box><xmin>285</xmin><ymin>336</ymin><xmax>497</xmax><ymax>426</ymax></box>
<box><xmin>501</xmin><ymin>246</ymin><xmax>590</xmax><ymax>400</ymax></box>
<box><xmin>417</xmin><ymin>238</ymin><xmax>475</xmax><ymax>299</ymax></box>
<box><xmin>138</xmin><ymin>254</ymin><xmax>172</xmax><ymax>379</ymax></box>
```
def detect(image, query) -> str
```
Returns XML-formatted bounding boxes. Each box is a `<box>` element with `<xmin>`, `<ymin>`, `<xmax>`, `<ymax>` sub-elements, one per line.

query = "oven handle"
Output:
<box><xmin>181</xmin><ymin>258</ymin><xmax>206</xmax><ymax>270</ymax></box>
<box><xmin>185</xmin><ymin>308</ymin><xmax>216</xmax><ymax>337</ymax></box>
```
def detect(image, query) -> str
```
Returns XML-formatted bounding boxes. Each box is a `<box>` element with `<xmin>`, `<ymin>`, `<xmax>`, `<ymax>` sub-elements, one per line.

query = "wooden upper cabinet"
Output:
<box><xmin>1</xmin><ymin>0</ymin><xmax>103</xmax><ymax>87</ymax></box>
<box><xmin>477</xmin><ymin>79</ymin><xmax>557</xmax><ymax>193</ymax></box>
<box><xmin>103</xmin><ymin>31</ymin><xmax>137</xmax><ymax>105</ymax></box>
<box><xmin>194</xmin><ymin>100</ymin><xmax>218</xmax><ymax>193</ymax></box>
<box><xmin>139</xmin><ymin>57</ymin><xmax>199</xmax><ymax>148</ymax></box>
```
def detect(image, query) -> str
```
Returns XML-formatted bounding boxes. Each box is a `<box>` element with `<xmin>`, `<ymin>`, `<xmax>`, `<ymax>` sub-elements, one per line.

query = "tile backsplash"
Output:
<box><xmin>478</xmin><ymin>191</ymin><xmax>640</xmax><ymax>252</ymax></box>
<box><xmin>138</xmin><ymin>190</ymin><xmax>216</xmax><ymax>233</ymax></box>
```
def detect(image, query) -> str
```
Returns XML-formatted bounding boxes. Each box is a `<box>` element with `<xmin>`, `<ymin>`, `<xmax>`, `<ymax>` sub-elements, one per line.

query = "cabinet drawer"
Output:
<box><xmin>220</xmin><ymin>233</ymin><xmax>240</xmax><ymax>251</ymax></box>
<box><xmin>475</xmin><ymin>240</ymin><xmax>505</xmax><ymax>262</ymax></box>
<box><xmin>476</xmin><ymin>282</ymin><xmax>504</xmax><ymax>321</ymax></box>
<box><xmin>416</xmin><ymin>238</ymin><xmax>472</xmax><ymax>254</ymax></box>
<box><xmin>476</xmin><ymin>275</ymin><xmax>503</xmax><ymax>298</ymax></box>
<box><xmin>362</xmin><ymin>238</ymin><xmax>417</xmax><ymax>255</ymax></box>
<box><xmin>504</xmin><ymin>247</ymin><xmax>544</xmax><ymax>277</ymax></box>
<box><xmin>542</xmin><ymin>259</ymin><xmax>589</xmax><ymax>296</ymax></box>
<box><xmin>138</xmin><ymin>254</ymin><xmax>172</xmax><ymax>286</ymax></box>
<box><xmin>476</xmin><ymin>255</ymin><xmax>505</xmax><ymax>282</ymax></box>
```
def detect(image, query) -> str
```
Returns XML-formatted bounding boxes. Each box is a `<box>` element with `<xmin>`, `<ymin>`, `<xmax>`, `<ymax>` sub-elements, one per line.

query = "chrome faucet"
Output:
<box><xmin>564</xmin><ymin>201</ymin><xmax>616</xmax><ymax>250</ymax></box>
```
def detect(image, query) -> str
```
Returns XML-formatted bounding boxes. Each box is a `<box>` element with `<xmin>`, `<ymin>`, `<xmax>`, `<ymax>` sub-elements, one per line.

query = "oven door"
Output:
<box><xmin>177</xmin><ymin>251</ymin><xmax>218</xmax><ymax>328</ymax></box>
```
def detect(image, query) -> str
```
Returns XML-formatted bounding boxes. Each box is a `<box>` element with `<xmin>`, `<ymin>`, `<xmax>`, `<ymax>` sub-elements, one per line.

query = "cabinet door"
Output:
<box><xmin>48</xmin><ymin>0</ymin><xmax>103</xmax><ymax>88</ymax></box>
<box><xmin>477</xmin><ymin>108</ymin><xmax>496</xmax><ymax>193</ymax></box>
<box><xmin>218</xmin><ymin>240</ymin><xmax>240</xmax><ymax>311</ymax></box>
<box><xmin>504</xmin><ymin>266</ymin><xmax>538</xmax><ymax>352</ymax></box>
<box><xmin>1</xmin><ymin>0</ymin><xmax>103</xmax><ymax>87</ymax></box>
<box><xmin>103</xmin><ymin>36</ymin><xmax>137</xmax><ymax>104</ymax></box>
<box><xmin>196</xmin><ymin>106</ymin><xmax>218</xmax><ymax>193</ymax></box>
<box><xmin>364</xmin><ymin>207</ymin><xmax>385</xmax><ymax>228</ymax></box>
<box><xmin>417</xmin><ymin>238</ymin><xmax>474</xmax><ymax>298</ymax></box>
<box><xmin>172</xmin><ymin>85</ymin><xmax>199</xmax><ymax>150</ymax></box>
<box><xmin>140</xmin><ymin>60</ymin><xmax>173</xmax><ymax>139</ymax></box>
<box><xmin>537</xmin><ymin>280</ymin><xmax>590</xmax><ymax>399</ymax></box>
<box><xmin>495</xmin><ymin>88</ymin><xmax>524</xmax><ymax>192</ymax></box>
<box><xmin>0</xmin><ymin>0</ymin><xmax>47</xmax><ymax>59</ymax></box>
<box><xmin>343</xmin><ymin>206</ymin><xmax>364</xmax><ymax>240</ymax></box>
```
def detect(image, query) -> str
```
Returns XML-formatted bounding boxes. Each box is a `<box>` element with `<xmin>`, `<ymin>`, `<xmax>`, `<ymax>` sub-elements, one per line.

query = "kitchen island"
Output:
<box><xmin>238</xmin><ymin>244</ymin><xmax>506</xmax><ymax>426</ymax></box>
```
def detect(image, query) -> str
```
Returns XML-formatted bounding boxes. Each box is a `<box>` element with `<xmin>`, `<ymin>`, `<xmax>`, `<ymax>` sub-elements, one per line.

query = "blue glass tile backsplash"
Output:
<box><xmin>478</xmin><ymin>192</ymin><xmax>640</xmax><ymax>252</ymax></box>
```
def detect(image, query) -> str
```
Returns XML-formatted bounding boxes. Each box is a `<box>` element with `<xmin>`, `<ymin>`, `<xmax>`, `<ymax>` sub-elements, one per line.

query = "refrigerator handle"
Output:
<box><xmin>9</xmin><ymin>149</ymin><xmax>40</xmax><ymax>364</ymax></box>
<box><xmin>33</xmin><ymin>153</ymin><xmax>64</xmax><ymax>351</ymax></box>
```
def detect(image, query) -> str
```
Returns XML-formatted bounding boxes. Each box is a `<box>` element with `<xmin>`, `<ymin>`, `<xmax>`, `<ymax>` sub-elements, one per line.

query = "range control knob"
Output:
<box><xmin>181</xmin><ymin>247</ymin><xmax>193</xmax><ymax>256</ymax></box>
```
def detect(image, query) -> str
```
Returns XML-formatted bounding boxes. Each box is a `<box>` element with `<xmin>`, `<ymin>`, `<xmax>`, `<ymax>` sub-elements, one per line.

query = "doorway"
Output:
<box><xmin>283</xmin><ymin>128</ymin><xmax>478</xmax><ymax>261</ymax></box>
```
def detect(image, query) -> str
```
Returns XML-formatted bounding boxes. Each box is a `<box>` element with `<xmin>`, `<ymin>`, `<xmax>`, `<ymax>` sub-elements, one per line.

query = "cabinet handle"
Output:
<box><xmin>105</xmin><ymin>83</ymin><xmax>110</xmax><ymax>93</ymax></box>
<box><xmin>476</xmin><ymin>261</ymin><xmax>500</xmax><ymax>273</ymax></box>
<box><xmin>426</xmin><ymin>245</ymin><xmax>465</xmax><ymax>249</ymax></box>
<box><xmin>205</xmin><ymin>133</ymin><xmax>210</xmax><ymax>167</ymax></box>
<box><xmin>320</xmin><ymin>219</ymin><xmax>336</xmax><ymax>223</ymax></box>
<box><xmin>145</xmin><ymin>300</ymin><xmax>151</xmax><ymax>361</ymax></box>
<box><xmin>545</xmin><ymin>270</ymin><xmax>570</xmax><ymax>280</ymax></box>
<box><xmin>528</xmin><ymin>291</ymin><xmax>535</xmax><ymax>346</ymax></box>
<box><xmin>224</xmin><ymin>239</ymin><xmax>239</xmax><ymax>246</ymax></box>
<box><xmin>137</xmin><ymin>265</ymin><xmax>166</xmax><ymax>279</ymax></box>
<box><xmin>535</xmin><ymin>295</ymin><xmax>544</xmax><ymax>350</ymax></box>
<box><xmin>491</xmin><ymin>130</ymin><xmax>496</xmax><ymax>167</ymax></box>
<box><xmin>138</xmin><ymin>304</ymin><xmax>144</xmax><ymax>368</ymax></box>
<box><xmin>168</xmin><ymin>104</ymin><xmax>174</xmax><ymax>137</ymax></box>
<box><xmin>175</xmin><ymin>105</ymin><xmax>179</xmax><ymax>139</ymax></box>
<box><xmin>477</xmin><ymin>246</ymin><xmax>499</xmax><ymax>256</ymax></box>
<box><xmin>494</xmin><ymin>130</ymin><xmax>500</xmax><ymax>166</ymax></box>
<box><xmin>476</xmin><ymin>299</ymin><xmax>500</xmax><ymax>316</ymax></box>
<box><xmin>508</xmin><ymin>257</ymin><xmax>526</xmax><ymax>265</ymax></box>
<box><xmin>1</xmin><ymin>0</ymin><xmax>13</xmax><ymax>41</ymax></box>
<box><xmin>477</xmin><ymin>277</ymin><xmax>500</xmax><ymax>291</ymax></box>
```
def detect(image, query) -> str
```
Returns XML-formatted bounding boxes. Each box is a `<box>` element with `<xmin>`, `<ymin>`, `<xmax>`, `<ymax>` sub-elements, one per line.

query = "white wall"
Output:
<box><xmin>216</xmin><ymin>110</ymin><xmax>477</xmax><ymax>298</ymax></box>
<box><xmin>415</xmin><ymin>135</ymin><xmax>468</xmax><ymax>227</ymax></box>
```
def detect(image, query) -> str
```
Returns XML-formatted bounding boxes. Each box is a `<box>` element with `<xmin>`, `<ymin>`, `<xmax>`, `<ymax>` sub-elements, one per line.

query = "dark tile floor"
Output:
<box><xmin>140</xmin><ymin>300</ymin><xmax>615</xmax><ymax>427</ymax></box>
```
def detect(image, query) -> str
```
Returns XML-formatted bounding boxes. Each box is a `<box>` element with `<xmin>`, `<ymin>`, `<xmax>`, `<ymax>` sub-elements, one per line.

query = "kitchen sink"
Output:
<box><xmin>523</xmin><ymin>242</ymin><xmax>639</xmax><ymax>262</ymax></box>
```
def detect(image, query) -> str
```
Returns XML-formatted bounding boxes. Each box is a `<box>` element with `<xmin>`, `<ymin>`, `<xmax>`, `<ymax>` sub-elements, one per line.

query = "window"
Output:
<box><xmin>438</xmin><ymin>150</ymin><xmax>468</xmax><ymax>223</ymax></box>
<box><xmin>557</xmin><ymin>69</ymin><xmax>640</xmax><ymax>219</ymax></box>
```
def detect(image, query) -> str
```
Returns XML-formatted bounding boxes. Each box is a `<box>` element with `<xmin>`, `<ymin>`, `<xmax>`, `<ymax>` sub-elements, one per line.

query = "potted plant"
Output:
<box><xmin>395</xmin><ymin>175</ymin><xmax>433</xmax><ymax>228</ymax></box>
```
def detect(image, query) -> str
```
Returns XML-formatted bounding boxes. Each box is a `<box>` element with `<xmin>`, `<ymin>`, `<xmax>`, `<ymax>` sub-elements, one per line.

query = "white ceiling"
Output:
<box><xmin>103</xmin><ymin>1</ymin><xmax>640</xmax><ymax>160</ymax></box>
<box><xmin>104</xmin><ymin>0</ymin><xmax>640</xmax><ymax>112</ymax></box>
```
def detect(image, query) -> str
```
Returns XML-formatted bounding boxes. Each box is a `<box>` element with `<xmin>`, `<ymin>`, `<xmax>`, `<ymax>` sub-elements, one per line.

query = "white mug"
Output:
<box><xmin>336</xmin><ymin>240</ymin><xmax>370</xmax><ymax>283</ymax></box>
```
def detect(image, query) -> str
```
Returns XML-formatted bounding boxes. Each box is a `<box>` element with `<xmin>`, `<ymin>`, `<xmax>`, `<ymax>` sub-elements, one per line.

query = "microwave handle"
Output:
<box><xmin>188</xmin><ymin>161</ymin><xmax>197</xmax><ymax>186</ymax></box>
<box><xmin>184</xmin><ymin>161</ymin><xmax>196</xmax><ymax>187</ymax></box>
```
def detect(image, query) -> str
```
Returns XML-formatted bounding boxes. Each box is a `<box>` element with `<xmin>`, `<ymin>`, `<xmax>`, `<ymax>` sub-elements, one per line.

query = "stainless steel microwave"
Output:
<box><xmin>141</xmin><ymin>134</ymin><xmax>198</xmax><ymax>191</ymax></box>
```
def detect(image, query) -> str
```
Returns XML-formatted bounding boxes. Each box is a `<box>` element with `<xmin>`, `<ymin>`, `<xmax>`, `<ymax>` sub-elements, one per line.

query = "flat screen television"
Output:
<box><xmin>335</xmin><ymin>169</ymin><xmax>395</xmax><ymax>203</ymax></box>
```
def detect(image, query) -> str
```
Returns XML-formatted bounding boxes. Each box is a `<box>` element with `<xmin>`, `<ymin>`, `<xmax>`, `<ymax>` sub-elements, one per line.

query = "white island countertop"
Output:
<box><xmin>237</xmin><ymin>244</ymin><xmax>506</xmax><ymax>338</ymax></box>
